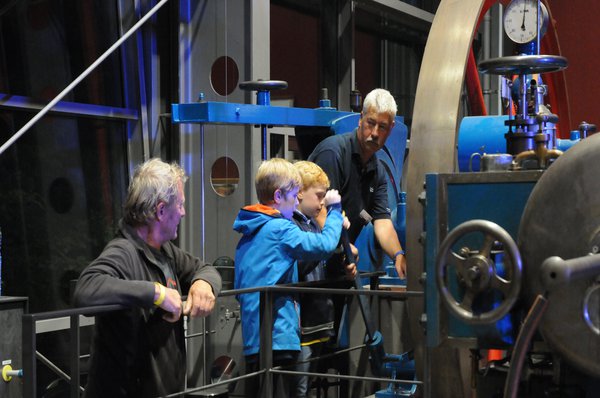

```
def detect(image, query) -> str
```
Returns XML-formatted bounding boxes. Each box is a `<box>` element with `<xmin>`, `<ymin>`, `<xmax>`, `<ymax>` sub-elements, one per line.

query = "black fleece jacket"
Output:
<box><xmin>74</xmin><ymin>220</ymin><xmax>221</xmax><ymax>397</ymax></box>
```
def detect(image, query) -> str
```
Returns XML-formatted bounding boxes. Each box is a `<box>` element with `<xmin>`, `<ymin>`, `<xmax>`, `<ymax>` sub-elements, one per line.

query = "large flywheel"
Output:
<box><xmin>519</xmin><ymin>132</ymin><xmax>600</xmax><ymax>377</ymax></box>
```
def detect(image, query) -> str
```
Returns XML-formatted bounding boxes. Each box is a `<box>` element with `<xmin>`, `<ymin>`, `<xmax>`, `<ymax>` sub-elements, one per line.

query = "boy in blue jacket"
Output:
<box><xmin>233</xmin><ymin>158</ymin><xmax>345</xmax><ymax>398</ymax></box>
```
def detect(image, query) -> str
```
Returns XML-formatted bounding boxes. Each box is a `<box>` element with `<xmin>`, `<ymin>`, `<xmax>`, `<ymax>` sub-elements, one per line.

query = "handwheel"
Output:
<box><xmin>238</xmin><ymin>79</ymin><xmax>288</xmax><ymax>92</ymax></box>
<box><xmin>478</xmin><ymin>55</ymin><xmax>568</xmax><ymax>76</ymax></box>
<box><xmin>435</xmin><ymin>219</ymin><xmax>522</xmax><ymax>325</ymax></box>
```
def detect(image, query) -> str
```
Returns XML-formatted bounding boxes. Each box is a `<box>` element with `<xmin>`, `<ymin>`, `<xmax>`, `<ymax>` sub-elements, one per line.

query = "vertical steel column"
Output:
<box><xmin>199</xmin><ymin>122</ymin><xmax>206</xmax><ymax>260</ymax></box>
<box><xmin>338</xmin><ymin>0</ymin><xmax>355</xmax><ymax>112</ymax></box>
<box><xmin>133</xmin><ymin>0</ymin><xmax>152</xmax><ymax>160</ymax></box>
<box><xmin>0</xmin><ymin>228</ymin><xmax>2</xmax><ymax>296</ymax></box>
<box><xmin>320</xmin><ymin>1</ymin><xmax>339</xmax><ymax>108</ymax></box>
<box><xmin>320</xmin><ymin>0</ymin><xmax>355</xmax><ymax>111</ymax></box>
<box><xmin>70</xmin><ymin>315</ymin><xmax>81</xmax><ymax>398</ymax></box>
<box><xmin>250</xmin><ymin>0</ymin><xmax>270</xmax><ymax>173</ymax></box>
<box><xmin>22</xmin><ymin>315</ymin><xmax>36</xmax><ymax>398</ymax></box>
<box><xmin>259</xmin><ymin>288</ymin><xmax>273</xmax><ymax>398</ymax></box>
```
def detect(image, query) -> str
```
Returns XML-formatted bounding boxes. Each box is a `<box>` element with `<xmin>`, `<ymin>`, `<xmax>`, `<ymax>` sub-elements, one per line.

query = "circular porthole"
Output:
<box><xmin>210</xmin><ymin>156</ymin><xmax>239</xmax><ymax>197</ymax></box>
<box><xmin>210</xmin><ymin>56</ymin><xmax>239</xmax><ymax>96</ymax></box>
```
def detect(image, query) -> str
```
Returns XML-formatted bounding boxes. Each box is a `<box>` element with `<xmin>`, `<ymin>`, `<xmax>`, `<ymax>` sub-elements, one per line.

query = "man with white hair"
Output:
<box><xmin>309</xmin><ymin>88</ymin><xmax>407</xmax><ymax>278</ymax></box>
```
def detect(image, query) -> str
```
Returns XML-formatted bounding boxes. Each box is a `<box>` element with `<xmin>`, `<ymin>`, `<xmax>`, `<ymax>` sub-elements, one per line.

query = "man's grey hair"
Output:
<box><xmin>362</xmin><ymin>88</ymin><xmax>397</xmax><ymax>118</ymax></box>
<box><xmin>123</xmin><ymin>158</ymin><xmax>188</xmax><ymax>225</ymax></box>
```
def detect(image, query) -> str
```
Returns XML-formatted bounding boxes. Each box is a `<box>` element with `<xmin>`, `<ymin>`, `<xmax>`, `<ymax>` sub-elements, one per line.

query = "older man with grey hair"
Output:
<box><xmin>74</xmin><ymin>158</ymin><xmax>221</xmax><ymax>397</ymax></box>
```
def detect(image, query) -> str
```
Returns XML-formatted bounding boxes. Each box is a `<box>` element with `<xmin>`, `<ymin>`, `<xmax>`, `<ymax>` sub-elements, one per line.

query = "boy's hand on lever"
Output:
<box><xmin>323</xmin><ymin>189</ymin><xmax>341</xmax><ymax>207</ymax></box>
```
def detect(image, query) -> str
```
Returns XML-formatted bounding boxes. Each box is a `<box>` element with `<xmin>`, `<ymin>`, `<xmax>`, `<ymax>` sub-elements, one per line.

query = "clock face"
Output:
<box><xmin>503</xmin><ymin>0</ymin><xmax>548</xmax><ymax>44</ymax></box>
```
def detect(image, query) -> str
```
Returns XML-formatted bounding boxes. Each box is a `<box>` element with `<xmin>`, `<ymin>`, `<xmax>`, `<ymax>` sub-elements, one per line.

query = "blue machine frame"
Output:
<box><xmin>424</xmin><ymin>170</ymin><xmax>542</xmax><ymax>347</ymax></box>
<box><xmin>172</xmin><ymin>100</ymin><xmax>409</xmax><ymax>276</ymax></box>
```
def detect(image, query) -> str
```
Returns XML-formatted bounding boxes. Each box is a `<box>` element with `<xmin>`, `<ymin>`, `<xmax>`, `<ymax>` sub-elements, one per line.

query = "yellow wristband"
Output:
<box><xmin>153</xmin><ymin>283</ymin><xmax>166</xmax><ymax>306</ymax></box>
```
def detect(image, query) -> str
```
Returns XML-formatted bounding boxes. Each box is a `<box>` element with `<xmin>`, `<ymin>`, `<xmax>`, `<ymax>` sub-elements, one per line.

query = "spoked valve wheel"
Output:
<box><xmin>435</xmin><ymin>219</ymin><xmax>522</xmax><ymax>325</ymax></box>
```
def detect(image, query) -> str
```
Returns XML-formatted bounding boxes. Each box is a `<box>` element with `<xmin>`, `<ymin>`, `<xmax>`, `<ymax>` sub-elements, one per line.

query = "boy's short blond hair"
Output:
<box><xmin>255</xmin><ymin>158</ymin><xmax>302</xmax><ymax>204</ymax></box>
<box><xmin>293</xmin><ymin>161</ymin><xmax>329</xmax><ymax>190</ymax></box>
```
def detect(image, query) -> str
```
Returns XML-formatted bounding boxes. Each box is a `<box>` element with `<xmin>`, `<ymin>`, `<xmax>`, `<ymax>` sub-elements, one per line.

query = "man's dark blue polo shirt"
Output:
<box><xmin>308</xmin><ymin>130</ymin><xmax>391</xmax><ymax>242</ymax></box>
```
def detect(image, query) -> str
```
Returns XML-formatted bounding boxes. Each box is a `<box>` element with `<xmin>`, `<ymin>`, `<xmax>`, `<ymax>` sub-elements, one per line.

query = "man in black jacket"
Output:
<box><xmin>74</xmin><ymin>158</ymin><xmax>222</xmax><ymax>397</ymax></box>
<box><xmin>308</xmin><ymin>88</ymin><xmax>407</xmax><ymax>278</ymax></box>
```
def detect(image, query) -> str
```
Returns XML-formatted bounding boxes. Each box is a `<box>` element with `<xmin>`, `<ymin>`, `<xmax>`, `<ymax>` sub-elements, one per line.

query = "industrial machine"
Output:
<box><xmin>407</xmin><ymin>0</ymin><xmax>600</xmax><ymax>397</ymax></box>
<box><xmin>4</xmin><ymin>1</ymin><xmax>600</xmax><ymax>397</ymax></box>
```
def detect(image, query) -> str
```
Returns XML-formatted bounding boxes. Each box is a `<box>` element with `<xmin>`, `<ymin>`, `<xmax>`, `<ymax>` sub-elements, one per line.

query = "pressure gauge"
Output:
<box><xmin>503</xmin><ymin>0</ymin><xmax>548</xmax><ymax>44</ymax></box>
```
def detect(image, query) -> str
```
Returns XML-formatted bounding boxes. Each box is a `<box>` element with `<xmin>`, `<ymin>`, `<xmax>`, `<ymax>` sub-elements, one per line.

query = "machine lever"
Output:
<box><xmin>339</xmin><ymin>210</ymin><xmax>391</xmax><ymax>376</ymax></box>
<box><xmin>340</xmin><ymin>228</ymin><xmax>377</xmax><ymax>343</ymax></box>
<box><xmin>541</xmin><ymin>254</ymin><xmax>600</xmax><ymax>290</ymax></box>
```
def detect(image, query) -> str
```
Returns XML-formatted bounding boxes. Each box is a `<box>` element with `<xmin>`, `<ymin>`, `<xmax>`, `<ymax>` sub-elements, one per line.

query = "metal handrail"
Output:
<box><xmin>22</xmin><ymin>281</ymin><xmax>423</xmax><ymax>397</ymax></box>
<box><xmin>272</xmin><ymin>369</ymin><xmax>422</xmax><ymax>386</ymax></box>
<box><xmin>22</xmin><ymin>304</ymin><xmax>126</xmax><ymax>398</ymax></box>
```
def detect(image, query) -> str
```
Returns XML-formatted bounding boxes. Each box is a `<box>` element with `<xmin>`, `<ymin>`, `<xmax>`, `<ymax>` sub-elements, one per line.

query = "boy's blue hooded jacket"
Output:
<box><xmin>233</xmin><ymin>203</ymin><xmax>343</xmax><ymax>356</ymax></box>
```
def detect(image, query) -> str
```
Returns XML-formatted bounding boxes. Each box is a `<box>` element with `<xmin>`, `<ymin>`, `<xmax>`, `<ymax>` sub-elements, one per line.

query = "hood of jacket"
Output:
<box><xmin>233</xmin><ymin>204</ymin><xmax>283</xmax><ymax>236</ymax></box>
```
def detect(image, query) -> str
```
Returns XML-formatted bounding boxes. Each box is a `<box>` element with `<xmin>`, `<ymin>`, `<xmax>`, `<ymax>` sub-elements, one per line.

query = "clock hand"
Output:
<box><xmin>521</xmin><ymin>2</ymin><xmax>527</xmax><ymax>30</ymax></box>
